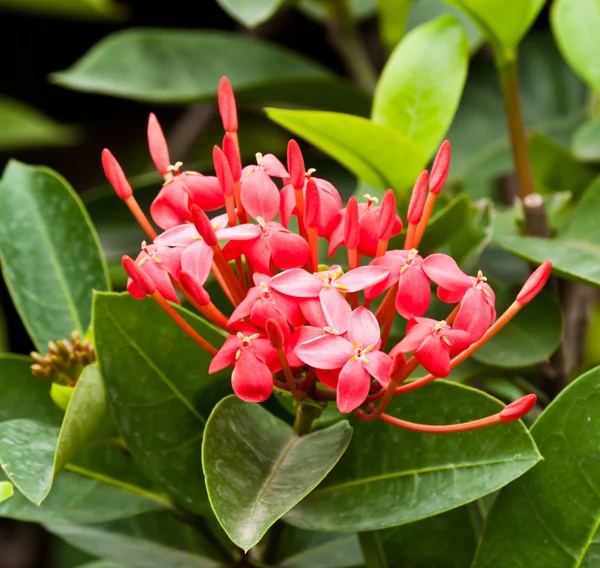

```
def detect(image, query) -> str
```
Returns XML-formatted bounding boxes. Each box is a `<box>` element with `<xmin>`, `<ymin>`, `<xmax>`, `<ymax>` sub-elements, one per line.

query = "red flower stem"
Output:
<box><xmin>376</xmin><ymin>238</ymin><xmax>389</xmax><ymax>257</ymax></box>
<box><xmin>223</xmin><ymin>194</ymin><xmax>247</xmax><ymax>292</ymax></box>
<box><xmin>404</xmin><ymin>224</ymin><xmax>417</xmax><ymax>250</ymax></box>
<box><xmin>355</xmin><ymin>379</ymin><xmax>398</xmax><ymax>422</ymax></box>
<box><xmin>124</xmin><ymin>196</ymin><xmax>158</xmax><ymax>241</ymax></box>
<box><xmin>211</xmin><ymin>262</ymin><xmax>236</xmax><ymax>307</ymax></box>
<box><xmin>276</xmin><ymin>348</ymin><xmax>305</xmax><ymax>401</ymax></box>
<box><xmin>348</xmin><ymin>247</ymin><xmax>359</xmax><ymax>270</ymax></box>
<box><xmin>308</xmin><ymin>226</ymin><xmax>319</xmax><ymax>272</ymax></box>
<box><xmin>170</xmin><ymin>278</ymin><xmax>229</xmax><ymax>330</ymax></box>
<box><xmin>150</xmin><ymin>291</ymin><xmax>218</xmax><ymax>355</ymax></box>
<box><xmin>445</xmin><ymin>303</ymin><xmax>460</xmax><ymax>325</ymax></box>
<box><xmin>211</xmin><ymin>246</ymin><xmax>245</xmax><ymax>305</ymax></box>
<box><xmin>233</xmin><ymin>181</ymin><xmax>248</xmax><ymax>224</ymax></box>
<box><xmin>375</xmin><ymin>283</ymin><xmax>397</xmax><ymax>324</ymax></box>
<box><xmin>348</xmin><ymin>292</ymin><xmax>359</xmax><ymax>310</ymax></box>
<box><xmin>295</xmin><ymin>188</ymin><xmax>307</xmax><ymax>239</ymax></box>
<box><xmin>378</xmin><ymin>411</ymin><xmax>502</xmax><ymax>434</ymax></box>
<box><xmin>413</xmin><ymin>192</ymin><xmax>437</xmax><ymax>248</ymax></box>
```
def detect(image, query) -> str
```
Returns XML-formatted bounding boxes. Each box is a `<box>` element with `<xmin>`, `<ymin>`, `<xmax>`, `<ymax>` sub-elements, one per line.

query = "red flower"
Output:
<box><xmin>127</xmin><ymin>243</ymin><xmax>182</xmax><ymax>303</ymax></box>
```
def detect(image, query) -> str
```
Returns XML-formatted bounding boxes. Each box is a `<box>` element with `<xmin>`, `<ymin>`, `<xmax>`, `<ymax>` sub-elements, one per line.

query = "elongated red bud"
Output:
<box><xmin>266</xmin><ymin>318</ymin><xmax>285</xmax><ymax>349</ymax></box>
<box><xmin>499</xmin><ymin>394</ymin><xmax>537</xmax><ymax>422</ymax></box>
<box><xmin>223</xmin><ymin>133</ymin><xmax>242</xmax><ymax>181</ymax></box>
<box><xmin>213</xmin><ymin>146</ymin><xmax>235</xmax><ymax>197</ymax></box>
<box><xmin>305</xmin><ymin>178</ymin><xmax>320</xmax><ymax>229</ymax></box>
<box><xmin>287</xmin><ymin>140</ymin><xmax>305</xmax><ymax>189</ymax></box>
<box><xmin>378</xmin><ymin>189</ymin><xmax>397</xmax><ymax>240</ymax></box>
<box><xmin>147</xmin><ymin>113</ymin><xmax>171</xmax><ymax>175</ymax></box>
<box><xmin>389</xmin><ymin>352</ymin><xmax>407</xmax><ymax>381</ymax></box>
<box><xmin>122</xmin><ymin>255</ymin><xmax>156</xmax><ymax>295</ymax></box>
<box><xmin>407</xmin><ymin>171</ymin><xmax>429</xmax><ymax>224</ymax></box>
<box><xmin>516</xmin><ymin>261</ymin><xmax>552</xmax><ymax>305</ymax></box>
<box><xmin>180</xmin><ymin>271</ymin><xmax>211</xmax><ymax>306</ymax></box>
<box><xmin>430</xmin><ymin>140</ymin><xmax>451</xmax><ymax>194</ymax></box>
<box><xmin>102</xmin><ymin>149</ymin><xmax>132</xmax><ymax>200</ymax></box>
<box><xmin>191</xmin><ymin>205</ymin><xmax>218</xmax><ymax>247</ymax></box>
<box><xmin>218</xmin><ymin>77</ymin><xmax>238</xmax><ymax>134</ymax></box>
<box><xmin>344</xmin><ymin>196</ymin><xmax>360</xmax><ymax>249</ymax></box>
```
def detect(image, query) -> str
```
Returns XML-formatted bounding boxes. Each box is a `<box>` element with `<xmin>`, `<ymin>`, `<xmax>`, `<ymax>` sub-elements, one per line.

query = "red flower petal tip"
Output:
<box><xmin>407</xmin><ymin>171</ymin><xmax>429</xmax><ymax>224</ymax></box>
<box><xmin>122</xmin><ymin>255</ymin><xmax>156</xmax><ymax>295</ymax></box>
<box><xmin>213</xmin><ymin>145</ymin><xmax>235</xmax><ymax>197</ymax></box>
<box><xmin>344</xmin><ymin>196</ymin><xmax>360</xmax><ymax>249</ymax></box>
<box><xmin>102</xmin><ymin>149</ymin><xmax>132</xmax><ymax>200</ymax></box>
<box><xmin>430</xmin><ymin>140</ymin><xmax>451</xmax><ymax>194</ymax></box>
<box><xmin>389</xmin><ymin>352</ymin><xmax>407</xmax><ymax>381</ymax></box>
<box><xmin>305</xmin><ymin>178</ymin><xmax>320</xmax><ymax>229</ymax></box>
<box><xmin>287</xmin><ymin>139</ymin><xmax>305</xmax><ymax>190</ymax></box>
<box><xmin>266</xmin><ymin>318</ymin><xmax>285</xmax><ymax>349</ymax></box>
<box><xmin>218</xmin><ymin>77</ymin><xmax>238</xmax><ymax>134</ymax></box>
<box><xmin>180</xmin><ymin>271</ymin><xmax>211</xmax><ymax>306</ymax></box>
<box><xmin>147</xmin><ymin>113</ymin><xmax>171</xmax><ymax>176</ymax></box>
<box><xmin>378</xmin><ymin>190</ymin><xmax>397</xmax><ymax>240</ymax></box>
<box><xmin>191</xmin><ymin>205</ymin><xmax>218</xmax><ymax>247</ymax></box>
<box><xmin>517</xmin><ymin>261</ymin><xmax>552</xmax><ymax>306</ymax></box>
<box><xmin>499</xmin><ymin>394</ymin><xmax>537</xmax><ymax>422</ymax></box>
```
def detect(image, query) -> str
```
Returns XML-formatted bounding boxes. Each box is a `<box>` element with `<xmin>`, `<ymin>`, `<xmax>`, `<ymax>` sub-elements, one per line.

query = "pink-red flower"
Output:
<box><xmin>127</xmin><ymin>243</ymin><xmax>182</xmax><ymax>303</ymax></box>
<box><xmin>296</xmin><ymin>307</ymin><xmax>391</xmax><ymax>413</ymax></box>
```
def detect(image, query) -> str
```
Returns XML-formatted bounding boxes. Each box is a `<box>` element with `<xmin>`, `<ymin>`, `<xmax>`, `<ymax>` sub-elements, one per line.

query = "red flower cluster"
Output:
<box><xmin>106</xmin><ymin>77</ymin><xmax>551</xmax><ymax>434</ymax></box>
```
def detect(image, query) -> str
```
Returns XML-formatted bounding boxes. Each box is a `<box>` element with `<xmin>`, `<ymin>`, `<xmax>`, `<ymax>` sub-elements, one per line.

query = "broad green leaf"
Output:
<box><xmin>273</xmin><ymin>526</ymin><xmax>364</xmax><ymax>567</ymax></box>
<box><xmin>378</xmin><ymin>0</ymin><xmax>412</xmax><ymax>52</ymax></box>
<box><xmin>52</xmin><ymin>29</ymin><xmax>354</xmax><ymax>106</ymax></box>
<box><xmin>552</xmin><ymin>0</ymin><xmax>600</xmax><ymax>95</ymax></box>
<box><xmin>0</xmin><ymin>0</ymin><xmax>127</xmax><ymax>20</ymax></box>
<box><xmin>203</xmin><ymin>396</ymin><xmax>353</xmax><ymax>551</ymax></box>
<box><xmin>51</xmin><ymin>383</ymin><xmax>75</xmax><ymax>412</ymax></box>
<box><xmin>0</xmin><ymin>161</ymin><xmax>109</xmax><ymax>350</ymax></box>
<box><xmin>473</xmin><ymin>365</ymin><xmax>600</xmax><ymax>567</ymax></box>
<box><xmin>78</xmin><ymin>563</ymin><xmax>131</xmax><ymax>568</ymax></box>
<box><xmin>373</xmin><ymin>16</ymin><xmax>469</xmax><ymax>158</ymax></box>
<box><xmin>93</xmin><ymin>292</ymin><xmax>229</xmax><ymax>516</ymax></box>
<box><xmin>266</xmin><ymin>109</ymin><xmax>426</xmax><ymax>193</ymax></box>
<box><xmin>572</xmin><ymin>117</ymin><xmax>600</xmax><ymax>162</ymax></box>
<box><xmin>217</xmin><ymin>0</ymin><xmax>285</xmax><ymax>27</ymax></box>
<box><xmin>285</xmin><ymin>381</ymin><xmax>540</xmax><ymax>532</ymax></box>
<box><xmin>444</xmin><ymin>0</ymin><xmax>541</xmax><ymax>53</ymax></box>
<box><xmin>0</xmin><ymin>482</ymin><xmax>13</xmax><ymax>503</ymax></box>
<box><xmin>498</xmin><ymin>176</ymin><xmax>600</xmax><ymax>287</ymax></box>
<box><xmin>0</xmin><ymin>96</ymin><xmax>78</xmax><ymax>152</ymax></box>
<box><xmin>48</xmin><ymin>511</ymin><xmax>228</xmax><ymax>568</ymax></box>
<box><xmin>297</xmin><ymin>0</ymin><xmax>377</xmax><ymax>22</ymax></box>
<box><xmin>473</xmin><ymin>291</ymin><xmax>563</xmax><ymax>368</ymax></box>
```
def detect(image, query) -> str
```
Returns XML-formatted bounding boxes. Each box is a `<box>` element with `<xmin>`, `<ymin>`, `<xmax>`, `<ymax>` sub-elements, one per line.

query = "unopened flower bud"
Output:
<box><xmin>218</xmin><ymin>77</ymin><xmax>238</xmax><ymax>134</ymax></box>
<box><xmin>430</xmin><ymin>140</ymin><xmax>451</xmax><ymax>194</ymax></box>
<box><xmin>287</xmin><ymin>140</ymin><xmax>305</xmax><ymax>190</ymax></box>
<box><xmin>305</xmin><ymin>178</ymin><xmax>320</xmax><ymax>229</ymax></box>
<box><xmin>344</xmin><ymin>196</ymin><xmax>360</xmax><ymax>249</ymax></box>
<box><xmin>389</xmin><ymin>352</ymin><xmax>407</xmax><ymax>381</ymax></box>
<box><xmin>147</xmin><ymin>113</ymin><xmax>171</xmax><ymax>176</ymax></box>
<box><xmin>180</xmin><ymin>271</ymin><xmax>211</xmax><ymax>306</ymax></box>
<box><xmin>213</xmin><ymin>146</ymin><xmax>235</xmax><ymax>197</ymax></box>
<box><xmin>101</xmin><ymin>149</ymin><xmax>132</xmax><ymax>200</ymax></box>
<box><xmin>266</xmin><ymin>318</ymin><xmax>285</xmax><ymax>349</ymax></box>
<box><xmin>499</xmin><ymin>394</ymin><xmax>537</xmax><ymax>422</ymax></box>
<box><xmin>122</xmin><ymin>255</ymin><xmax>156</xmax><ymax>296</ymax></box>
<box><xmin>378</xmin><ymin>190</ymin><xmax>397</xmax><ymax>240</ymax></box>
<box><xmin>407</xmin><ymin>171</ymin><xmax>429</xmax><ymax>224</ymax></box>
<box><xmin>191</xmin><ymin>205</ymin><xmax>218</xmax><ymax>247</ymax></box>
<box><xmin>516</xmin><ymin>261</ymin><xmax>552</xmax><ymax>306</ymax></box>
<box><xmin>223</xmin><ymin>133</ymin><xmax>242</xmax><ymax>181</ymax></box>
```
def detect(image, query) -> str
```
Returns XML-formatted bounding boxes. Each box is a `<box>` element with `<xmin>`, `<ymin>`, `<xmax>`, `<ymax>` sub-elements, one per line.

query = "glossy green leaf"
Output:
<box><xmin>0</xmin><ymin>161</ymin><xmax>109</xmax><ymax>350</ymax></box>
<box><xmin>297</xmin><ymin>0</ymin><xmax>377</xmax><ymax>22</ymax></box>
<box><xmin>285</xmin><ymin>381</ymin><xmax>540</xmax><ymax>532</ymax></box>
<box><xmin>217</xmin><ymin>0</ymin><xmax>284</xmax><ymax>27</ymax></box>
<box><xmin>473</xmin><ymin>291</ymin><xmax>563</xmax><ymax>368</ymax></box>
<box><xmin>552</xmin><ymin>0</ymin><xmax>600</xmax><ymax>95</ymax></box>
<box><xmin>94</xmin><ymin>292</ymin><xmax>229</xmax><ymax>516</ymax></box>
<box><xmin>48</xmin><ymin>511</ymin><xmax>228</xmax><ymax>568</ymax></box>
<box><xmin>203</xmin><ymin>396</ymin><xmax>352</xmax><ymax>551</ymax></box>
<box><xmin>0</xmin><ymin>482</ymin><xmax>13</xmax><ymax>503</ymax></box>
<box><xmin>373</xmin><ymin>16</ymin><xmax>469</xmax><ymax>158</ymax></box>
<box><xmin>77</xmin><ymin>563</ymin><xmax>130</xmax><ymax>568</ymax></box>
<box><xmin>0</xmin><ymin>0</ymin><xmax>127</xmax><ymax>20</ymax></box>
<box><xmin>0</xmin><ymin>96</ymin><xmax>78</xmax><ymax>152</ymax></box>
<box><xmin>266</xmin><ymin>109</ymin><xmax>426</xmax><ymax>193</ymax></box>
<box><xmin>473</xmin><ymin>365</ymin><xmax>600</xmax><ymax>567</ymax></box>
<box><xmin>572</xmin><ymin>117</ymin><xmax>600</xmax><ymax>162</ymax></box>
<box><xmin>53</xmin><ymin>29</ymin><xmax>346</xmax><ymax>105</ymax></box>
<box><xmin>444</xmin><ymin>0</ymin><xmax>541</xmax><ymax>52</ymax></box>
<box><xmin>51</xmin><ymin>383</ymin><xmax>75</xmax><ymax>412</ymax></box>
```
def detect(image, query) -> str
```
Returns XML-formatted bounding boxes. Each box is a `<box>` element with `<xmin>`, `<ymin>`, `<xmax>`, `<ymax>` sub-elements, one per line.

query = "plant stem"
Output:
<box><xmin>358</xmin><ymin>531</ymin><xmax>387</xmax><ymax>568</ymax></box>
<box><xmin>328</xmin><ymin>0</ymin><xmax>378</xmax><ymax>93</ymax></box>
<box><xmin>293</xmin><ymin>403</ymin><xmax>322</xmax><ymax>436</ymax></box>
<box><xmin>498</xmin><ymin>58</ymin><xmax>550</xmax><ymax>237</ymax></box>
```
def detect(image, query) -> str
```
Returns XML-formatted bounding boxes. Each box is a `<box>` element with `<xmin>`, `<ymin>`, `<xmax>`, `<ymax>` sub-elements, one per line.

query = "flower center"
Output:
<box><xmin>400</xmin><ymin>248</ymin><xmax>419</xmax><ymax>274</ymax></box>
<box><xmin>351</xmin><ymin>342</ymin><xmax>374</xmax><ymax>363</ymax></box>
<box><xmin>259</xmin><ymin>282</ymin><xmax>272</xmax><ymax>300</ymax></box>
<box><xmin>363</xmin><ymin>193</ymin><xmax>379</xmax><ymax>208</ymax></box>
<box><xmin>235</xmin><ymin>332</ymin><xmax>260</xmax><ymax>360</ymax></box>
<box><xmin>138</xmin><ymin>241</ymin><xmax>161</xmax><ymax>265</ymax></box>
<box><xmin>167</xmin><ymin>161</ymin><xmax>183</xmax><ymax>175</ymax></box>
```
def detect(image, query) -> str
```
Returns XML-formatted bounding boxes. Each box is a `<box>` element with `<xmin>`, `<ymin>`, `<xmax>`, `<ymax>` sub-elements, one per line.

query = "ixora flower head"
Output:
<box><xmin>104</xmin><ymin>77</ymin><xmax>552</xmax><ymax>435</ymax></box>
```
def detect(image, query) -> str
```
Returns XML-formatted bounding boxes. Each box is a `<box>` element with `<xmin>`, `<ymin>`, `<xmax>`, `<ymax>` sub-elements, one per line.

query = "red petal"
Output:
<box><xmin>251</xmin><ymin>300</ymin><xmax>290</xmax><ymax>339</ymax></box>
<box><xmin>232</xmin><ymin>350</ymin><xmax>273</xmax><ymax>403</ymax></box>
<box><xmin>181</xmin><ymin>241</ymin><xmax>213</xmax><ymax>286</ymax></box>
<box><xmin>147</xmin><ymin>113</ymin><xmax>170</xmax><ymax>175</ymax></box>
<box><xmin>209</xmin><ymin>335</ymin><xmax>240</xmax><ymax>373</ymax></box>
<box><xmin>269</xmin><ymin>228</ymin><xmax>310</xmax><ymax>270</ymax></box>
<box><xmin>394</xmin><ymin>321</ymin><xmax>432</xmax><ymax>353</ymax></box>
<box><xmin>150</xmin><ymin>182</ymin><xmax>189</xmax><ymax>230</ymax></box>
<box><xmin>395</xmin><ymin>266</ymin><xmax>431</xmax><ymax>319</ymax></box>
<box><xmin>452</xmin><ymin>288</ymin><xmax>493</xmax><ymax>342</ymax></box>
<box><xmin>287</xmin><ymin>326</ymin><xmax>324</xmax><ymax>367</ymax></box>
<box><xmin>228</xmin><ymin>287</ymin><xmax>261</xmax><ymax>326</ymax></box>
<box><xmin>444</xmin><ymin>329</ymin><xmax>472</xmax><ymax>356</ymax></box>
<box><xmin>295</xmin><ymin>335</ymin><xmax>354</xmax><ymax>370</ymax></box>
<box><xmin>270</xmin><ymin>269</ymin><xmax>323</xmax><ymax>298</ymax></box>
<box><xmin>181</xmin><ymin>174</ymin><xmax>225</xmax><ymax>211</ymax></box>
<box><xmin>415</xmin><ymin>336</ymin><xmax>451</xmax><ymax>377</ymax></box>
<box><xmin>154</xmin><ymin>224</ymin><xmax>198</xmax><ymax>247</ymax></box>
<box><xmin>336</xmin><ymin>359</ymin><xmax>371</xmax><ymax>413</ymax></box>
<box><xmin>347</xmin><ymin>307</ymin><xmax>380</xmax><ymax>347</ymax></box>
<box><xmin>245</xmin><ymin>237</ymin><xmax>272</xmax><ymax>274</ymax></box>
<box><xmin>260</xmin><ymin>154</ymin><xmax>288</xmax><ymax>178</ymax></box>
<box><xmin>422</xmin><ymin>254</ymin><xmax>472</xmax><ymax>292</ymax></box>
<box><xmin>320</xmin><ymin>287</ymin><xmax>351</xmax><ymax>334</ymax></box>
<box><xmin>217</xmin><ymin>224</ymin><xmax>262</xmax><ymax>241</ymax></box>
<box><xmin>279</xmin><ymin>184</ymin><xmax>296</xmax><ymax>228</ymax></box>
<box><xmin>364</xmin><ymin>350</ymin><xmax>392</xmax><ymax>387</ymax></box>
<box><xmin>336</xmin><ymin>265</ymin><xmax>389</xmax><ymax>293</ymax></box>
<box><xmin>316</xmin><ymin>368</ymin><xmax>340</xmax><ymax>390</ymax></box>
<box><xmin>301</xmin><ymin>298</ymin><xmax>327</xmax><ymax>328</ymax></box>
<box><xmin>241</xmin><ymin>169</ymin><xmax>280</xmax><ymax>222</ymax></box>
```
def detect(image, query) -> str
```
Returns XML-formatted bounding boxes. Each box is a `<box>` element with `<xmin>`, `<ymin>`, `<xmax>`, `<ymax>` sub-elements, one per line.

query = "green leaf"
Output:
<box><xmin>473</xmin><ymin>365</ymin><xmax>600</xmax><ymax>567</ymax></box>
<box><xmin>0</xmin><ymin>481</ymin><xmax>13</xmax><ymax>503</ymax></box>
<box><xmin>572</xmin><ymin>117</ymin><xmax>600</xmax><ymax>162</ymax></box>
<box><xmin>77</xmin><ymin>563</ymin><xmax>131</xmax><ymax>568</ymax></box>
<box><xmin>216</xmin><ymin>0</ymin><xmax>285</xmax><ymax>28</ymax></box>
<box><xmin>373</xmin><ymin>16</ymin><xmax>469</xmax><ymax>158</ymax></box>
<box><xmin>266</xmin><ymin>109</ymin><xmax>427</xmax><ymax>193</ymax></box>
<box><xmin>48</xmin><ymin>511</ymin><xmax>228</xmax><ymax>568</ymax></box>
<box><xmin>52</xmin><ymin>29</ymin><xmax>352</xmax><ymax>106</ymax></box>
<box><xmin>285</xmin><ymin>381</ymin><xmax>540</xmax><ymax>532</ymax></box>
<box><xmin>0</xmin><ymin>96</ymin><xmax>78</xmax><ymax>152</ymax></box>
<box><xmin>297</xmin><ymin>0</ymin><xmax>377</xmax><ymax>22</ymax></box>
<box><xmin>552</xmin><ymin>0</ymin><xmax>600</xmax><ymax>95</ymax></box>
<box><xmin>498</xmin><ymin>175</ymin><xmax>600</xmax><ymax>287</ymax></box>
<box><xmin>473</xmin><ymin>290</ymin><xmax>563</xmax><ymax>368</ymax></box>
<box><xmin>0</xmin><ymin>0</ymin><xmax>127</xmax><ymax>20</ymax></box>
<box><xmin>203</xmin><ymin>396</ymin><xmax>352</xmax><ymax>551</ymax></box>
<box><xmin>0</xmin><ymin>161</ymin><xmax>109</xmax><ymax>350</ymax></box>
<box><xmin>51</xmin><ymin>383</ymin><xmax>75</xmax><ymax>412</ymax></box>
<box><xmin>444</xmin><ymin>0</ymin><xmax>541</xmax><ymax>52</ymax></box>
<box><xmin>378</xmin><ymin>0</ymin><xmax>412</xmax><ymax>52</ymax></box>
<box><xmin>93</xmin><ymin>292</ymin><xmax>229</xmax><ymax>516</ymax></box>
